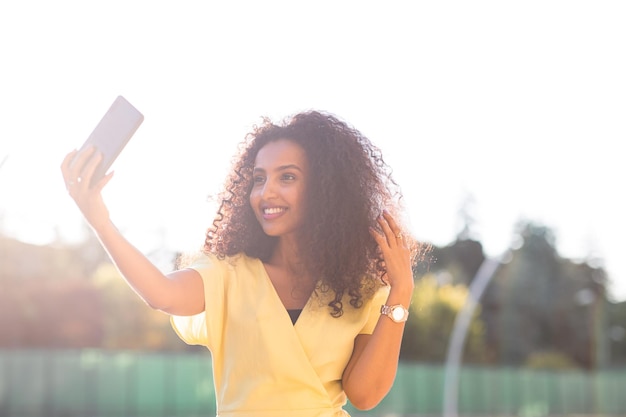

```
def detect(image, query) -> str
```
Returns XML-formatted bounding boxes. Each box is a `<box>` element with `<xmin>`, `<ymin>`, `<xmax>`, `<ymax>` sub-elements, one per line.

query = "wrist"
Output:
<box><xmin>387</xmin><ymin>282</ymin><xmax>414</xmax><ymax>303</ymax></box>
<box><xmin>381</xmin><ymin>303</ymin><xmax>410</xmax><ymax>323</ymax></box>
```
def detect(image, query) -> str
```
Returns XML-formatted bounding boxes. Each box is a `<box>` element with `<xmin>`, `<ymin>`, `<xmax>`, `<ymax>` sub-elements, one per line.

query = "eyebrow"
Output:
<box><xmin>253</xmin><ymin>164</ymin><xmax>303</xmax><ymax>173</ymax></box>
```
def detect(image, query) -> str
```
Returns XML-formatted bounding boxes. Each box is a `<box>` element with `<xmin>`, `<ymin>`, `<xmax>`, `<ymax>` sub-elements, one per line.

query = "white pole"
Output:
<box><xmin>443</xmin><ymin>255</ymin><xmax>504</xmax><ymax>417</ymax></box>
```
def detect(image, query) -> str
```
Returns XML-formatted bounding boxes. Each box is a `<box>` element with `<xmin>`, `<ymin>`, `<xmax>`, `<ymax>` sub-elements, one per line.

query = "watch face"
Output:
<box><xmin>391</xmin><ymin>306</ymin><xmax>406</xmax><ymax>321</ymax></box>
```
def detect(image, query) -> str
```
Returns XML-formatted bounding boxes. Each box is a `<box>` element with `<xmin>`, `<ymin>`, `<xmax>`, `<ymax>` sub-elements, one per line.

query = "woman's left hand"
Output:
<box><xmin>343</xmin><ymin>210</ymin><xmax>414</xmax><ymax>407</ymax></box>
<box><xmin>369</xmin><ymin>211</ymin><xmax>414</xmax><ymax>291</ymax></box>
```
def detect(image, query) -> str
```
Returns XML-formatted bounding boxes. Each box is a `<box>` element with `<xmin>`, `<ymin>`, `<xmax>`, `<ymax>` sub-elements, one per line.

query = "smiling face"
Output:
<box><xmin>249</xmin><ymin>139</ymin><xmax>309</xmax><ymax>238</ymax></box>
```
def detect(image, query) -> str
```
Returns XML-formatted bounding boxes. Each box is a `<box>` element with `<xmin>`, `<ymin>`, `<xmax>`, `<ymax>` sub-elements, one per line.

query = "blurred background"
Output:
<box><xmin>1</xmin><ymin>1</ymin><xmax>625</xmax><ymax>416</ymax></box>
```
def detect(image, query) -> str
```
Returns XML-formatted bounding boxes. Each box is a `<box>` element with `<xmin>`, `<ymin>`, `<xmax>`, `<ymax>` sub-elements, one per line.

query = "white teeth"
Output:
<box><xmin>264</xmin><ymin>207</ymin><xmax>284</xmax><ymax>215</ymax></box>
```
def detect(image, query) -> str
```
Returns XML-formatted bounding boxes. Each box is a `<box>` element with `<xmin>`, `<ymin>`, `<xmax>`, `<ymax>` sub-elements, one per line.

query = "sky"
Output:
<box><xmin>1</xmin><ymin>1</ymin><xmax>624</xmax><ymax>300</ymax></box>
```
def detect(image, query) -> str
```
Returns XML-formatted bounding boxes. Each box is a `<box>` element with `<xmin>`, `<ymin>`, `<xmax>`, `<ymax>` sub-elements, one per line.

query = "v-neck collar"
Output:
<box><xmin>286</xmin><ymin>308</ymin><xmax>303</xmax><ymax>325</ymax></box>
<box><xmin>258</xmin><ymin>259</ymin><xmax>317</xmax><ymax>328</ymax></box>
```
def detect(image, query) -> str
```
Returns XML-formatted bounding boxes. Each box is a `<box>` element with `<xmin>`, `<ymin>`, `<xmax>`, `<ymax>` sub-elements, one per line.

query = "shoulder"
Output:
<box><xmin>370</xmin><ymin>283</ymin><xmax>391</xmax><ymax>304</ymax></box>
<box><xmin>181</xmin><ymin>251</ymin><xmax>262</xmax><ymax>278</ymax></box>
<box><xmin>353</xmin><ymin>279</ymin><xmax>390</xmax><ymax>310</ymax></box>
<box><xmin>180</xmin><ymin>251</ymin><xmax>258</xmax><ymax>267</ymax></box>
<box><xmin>352</xmin><ymin>283</ymin><xmax>389</xmax><ymax>314</ymax></box>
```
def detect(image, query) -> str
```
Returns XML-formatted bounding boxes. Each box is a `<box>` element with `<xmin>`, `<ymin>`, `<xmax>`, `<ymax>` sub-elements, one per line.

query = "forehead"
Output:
<box><xmin>254</xmin><ymin>139</ymin><xmax>307</xmax><ymax>169</ymax></box>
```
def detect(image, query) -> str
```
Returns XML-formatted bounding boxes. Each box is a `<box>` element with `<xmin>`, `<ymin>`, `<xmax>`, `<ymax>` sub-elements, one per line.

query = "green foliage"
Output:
<box><xmin>400</xmin><ymin>274</ymin><xmax>487</xmax><ymax>363</ymax></box>
<box><xmin>486</xmin><ymin>221</ymin><xmax>609</xmax><ymax>369</ymax></box>
<box><xmin>524</xmin><ymin>350</ymin><xmax>579</xmax><ymax>370</ymax></box>
<box><xmin>1</xmin><ymin>220</ymin><xmax>621</xmax><ymax>366</ymax></box>
<box><xmin>0</xmin><ymin>278</ymin><xmax>104</xmax><ymax>348</ymax></box>
<box><xmin>92</xmin><ymin>262</ymin><xmax>191</xmax><ymax>351</ymax></box>
<box><xmin>608</xmin><ymin>301</ymin><xmax>626</xmax><ymax>365</ymax></box>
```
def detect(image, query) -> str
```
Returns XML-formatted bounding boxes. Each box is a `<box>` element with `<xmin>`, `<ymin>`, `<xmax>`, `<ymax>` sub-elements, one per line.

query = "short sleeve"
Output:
<box><xmin>359</xmin><ymin>285</ymin><xmax>391</xmax><ymax>335</ymax></box>
<box><xmin>170</xmin><ymin>253</ymin><xmax>226</xmax><ymax>349</ymax></box>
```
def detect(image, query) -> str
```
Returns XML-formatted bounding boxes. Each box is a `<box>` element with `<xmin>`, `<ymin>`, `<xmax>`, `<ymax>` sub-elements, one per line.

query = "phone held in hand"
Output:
<box><xmin>78</xmin><ymin>95</ymin><xmax>144</xmax><ymax>187</ymax></box>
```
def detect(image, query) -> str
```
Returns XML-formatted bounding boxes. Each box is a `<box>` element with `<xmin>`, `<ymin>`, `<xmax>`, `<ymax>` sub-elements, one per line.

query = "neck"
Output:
<box><xmin>269</xmin><ymin>238</ymin><xmax>304</xmax><ymax>274</ymax></box>
<box><xmin>265</xmin><ymin>238</ymin><xmax>316</xmax><ymax>305</ymax></box>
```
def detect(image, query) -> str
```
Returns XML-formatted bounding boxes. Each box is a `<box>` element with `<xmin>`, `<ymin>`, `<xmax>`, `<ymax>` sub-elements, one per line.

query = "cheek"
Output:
<box><xmin>249</xmin><ymin>190</ymin><xmax>257</xmax><ymax>208</ymax></box>
<box><xmin>294</xmin><ymin>188</ymin><xmax>309</xmax><ymax>215</ymax></box>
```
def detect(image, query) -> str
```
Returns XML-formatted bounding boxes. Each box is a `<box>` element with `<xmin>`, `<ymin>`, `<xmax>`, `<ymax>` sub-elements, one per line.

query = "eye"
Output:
<box><xmin>281</xmin><ymin>173</ymin><xmax>296</xmax><ymax>181</ymax></box>
<box><xmin>253</xmin><ymin>175</ymin><xmax>266</xmax><ymax>184</ymax></box>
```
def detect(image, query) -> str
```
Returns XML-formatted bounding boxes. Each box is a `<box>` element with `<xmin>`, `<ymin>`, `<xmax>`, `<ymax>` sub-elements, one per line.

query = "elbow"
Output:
<box><xmin>143</xmin><ymin>297</ymin><xmax>170</xmax><ymax>313</ymax></box>
<box><xmin>145</xmin><ymin>301</ymin><xmax>165</xmax><ymax>312</ymax></box>
<box><xmin>345</xmin><ymin>385</ymin><xmax>388</xmax><ymax>411</ymax></box>
<box><xmin>348</xmin><ymin>394</ymin><xmax>384</xmax><ymax>411</ymax></box>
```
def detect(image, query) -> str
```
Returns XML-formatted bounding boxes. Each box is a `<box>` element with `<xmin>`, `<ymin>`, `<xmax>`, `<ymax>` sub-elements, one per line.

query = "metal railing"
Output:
<box><xmin>1</xmin><ymin>349</ymin><xmax>625</xmax><ymax>416</ymax></box>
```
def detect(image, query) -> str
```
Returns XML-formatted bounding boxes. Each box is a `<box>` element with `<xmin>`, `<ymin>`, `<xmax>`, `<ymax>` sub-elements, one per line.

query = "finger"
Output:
<box><xmin>61</xmin><ymin>150</ymin><xmax>78</xmax><ymax>173</ymax></box>
<box><xmin>383</xmin><ymin>211</ymin><xmax>408</xmax><ymax>247</ymax></box>
<box><xmin>61</xmin><ymin>150</ymin><xmax>79</xmax><ymax>181</ymax></box>
<box><xmin>377</xmin><ymin>213</ymin><xmax>397</xmax><ymax>246</ymax></box>
<box><xmin>369</xmin><ymin>226</ymin><xmax>385</xmax><ymax>246</ymax></box>
<box><xmin>78</xmin><ymin>150</ymin><xmax>103</xmax><ymax>188</ymax></box>
<box><xmin>61</xmin><ymin>151</ymin><xmax>79</xmax><ymax>190</ymax></box>
<box><xmin>67</xmin><ymin>146</ymin><xmax>96</xmax><ymax>181</ymax></box>
<box><xmin>383</xmin><ymin>211</ymin><xmax>402</xmax><ymax>236</ymax></box>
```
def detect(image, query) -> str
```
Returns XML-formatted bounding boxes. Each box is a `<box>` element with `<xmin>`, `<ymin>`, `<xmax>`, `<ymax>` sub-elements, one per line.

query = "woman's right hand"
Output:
<box><xmin>61</xmin><ymin>147</ymin><xmax>204</xmax><ymax>315</ymax></box>
<box><xmin>60</xmin><ymin>146</ymin><xmax>113</xmax><ymax>231</ymax></box>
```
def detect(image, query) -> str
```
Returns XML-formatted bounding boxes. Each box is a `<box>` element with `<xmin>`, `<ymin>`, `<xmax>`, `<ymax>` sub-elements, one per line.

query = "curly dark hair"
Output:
<box><xmin>204</xmin><ymin>110</ymin><xmax>421</xmax><ymax>317</ymax></box>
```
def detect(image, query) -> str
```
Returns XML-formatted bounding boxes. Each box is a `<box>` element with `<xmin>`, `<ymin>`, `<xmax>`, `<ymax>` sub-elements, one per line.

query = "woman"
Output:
<box><xmin>61</xmin><ymin>110</ymin><xmax>423</xmax><ymax>417</ymax></box>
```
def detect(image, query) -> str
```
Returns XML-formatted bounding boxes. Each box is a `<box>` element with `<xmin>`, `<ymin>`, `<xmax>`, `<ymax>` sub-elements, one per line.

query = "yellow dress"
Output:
<box><xmin>171</xmin><ymin>253</ymin><xmax>389</xmax><ymax>417</ymax></box>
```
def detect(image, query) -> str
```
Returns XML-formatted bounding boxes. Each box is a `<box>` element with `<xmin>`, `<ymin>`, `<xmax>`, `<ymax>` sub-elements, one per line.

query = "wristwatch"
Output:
<box><xmin>380</xmin><ymin>304</ymin><xmax>409</xmax><ymax>323</ymax></box>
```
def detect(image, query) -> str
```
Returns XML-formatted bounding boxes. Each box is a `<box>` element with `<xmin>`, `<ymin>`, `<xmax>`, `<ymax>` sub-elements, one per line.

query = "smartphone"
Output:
<box><xmin>78</xmin><ymin>95</ymin><xmax>144</xmax><ymax>187</ymax></box>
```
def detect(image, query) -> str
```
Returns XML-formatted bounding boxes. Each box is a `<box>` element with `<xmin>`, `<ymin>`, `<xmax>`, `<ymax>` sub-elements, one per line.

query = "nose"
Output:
<box><xmin>260</xmin><ymin>178</ymin><xmax>278</xmax><ymax>199</ymax></box>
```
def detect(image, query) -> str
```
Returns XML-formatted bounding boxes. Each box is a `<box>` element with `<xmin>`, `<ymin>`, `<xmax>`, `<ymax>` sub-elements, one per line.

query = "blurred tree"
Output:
<box><xmin>430</xmin><ymin>239</ymin><xmax>485</xmax><ymax>286</ymax></box>
<box><xmin>92</xmin><ymin>262</ymin><xmax>192</xmax><ymax>351</ymax></box>
<box><xmin>0</xmin><ymin>235</ymin><xmax>105</xmax><ymax>348</ymax></box>
<box><xmin>0</xmin><ymin>234</ymin><xmax>191</xmax><ymax>351</ymax></box>
<box><xmin>524</xmin><ymin>350</ymin><xmax>578</xmax><ymax>370</ymax></box>
<box><xmin>483</xmin><ymin>222</ymin><xmax>609</xmax><ymax>369</ymax></box>
<box><xmin>0</xmin><ymin>278</ymin><xmax>104</xmax><ymax>348</ymax></box>
<box><xmin>608</xmin><ymin>300</ymin><xmax>626</xmax><ymax>365</ymax></box>
<box><xmin>455</xmin><ymin>191</ymin><xmax>479</xmax><ymax>243</ymax></box>
<box><xmin>400</xmin><ymin>274</ymin><xmax>487</xmax><ymax>363</ymax></box>
<box><xmin>3</xmin><ymin>220</ymin><xmax>618</xmax><ymax>362</ymax></box>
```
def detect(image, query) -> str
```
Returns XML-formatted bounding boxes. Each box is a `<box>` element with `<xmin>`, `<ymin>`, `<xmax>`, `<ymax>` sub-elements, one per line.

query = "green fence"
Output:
<box><xmin>1</xmin><ymin>349</ymin><xmax>625</xmax><ymax>416</ymax></box>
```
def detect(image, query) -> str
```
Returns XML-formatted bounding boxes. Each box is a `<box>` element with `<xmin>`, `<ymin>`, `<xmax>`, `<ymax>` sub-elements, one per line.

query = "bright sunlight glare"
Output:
<box><xmin>0</xmin><ymin>1</ymin><xmax>624</xmax><ymax>300</ymax></box>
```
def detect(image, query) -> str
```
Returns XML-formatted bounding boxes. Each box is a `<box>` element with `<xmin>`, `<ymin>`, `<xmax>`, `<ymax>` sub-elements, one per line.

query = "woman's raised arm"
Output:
<box><xmin>60</xmin><ymin>146</ymin><xmax>204</xmax><ymax>316</ymax></box>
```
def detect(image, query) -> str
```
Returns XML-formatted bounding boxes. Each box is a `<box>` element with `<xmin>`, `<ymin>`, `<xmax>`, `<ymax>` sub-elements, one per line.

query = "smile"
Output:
<box><xmin>263</xmin><ymin>207</ymin><xmax>286</xmax><ymax>215</ymax></box>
